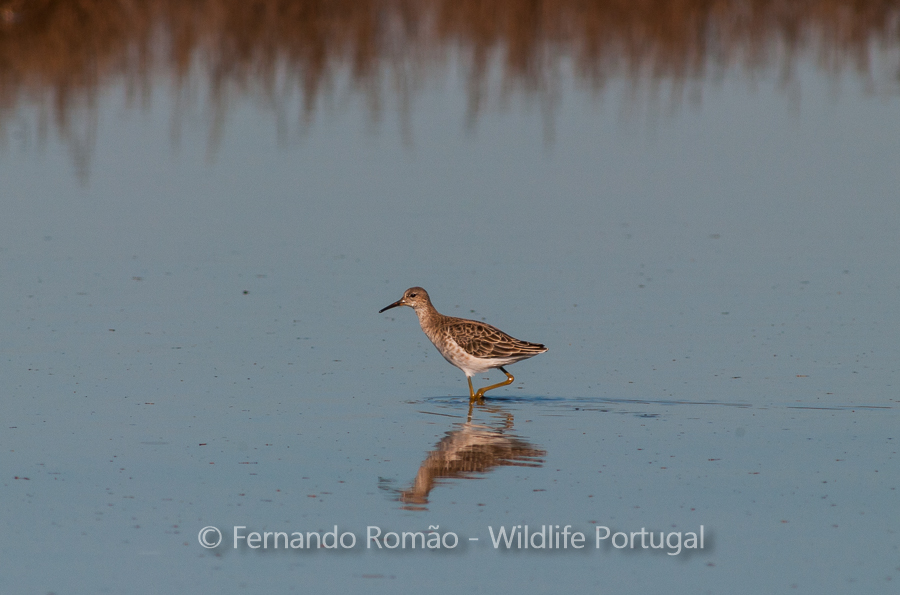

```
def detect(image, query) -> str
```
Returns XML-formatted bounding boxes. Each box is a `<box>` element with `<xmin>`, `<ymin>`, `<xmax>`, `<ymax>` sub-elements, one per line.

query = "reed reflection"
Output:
<box><xmin>384</xmin><ymin>402</ymin><xmax>546</xmax><ymax>511</ymax></box>
<box><xmin>2</xmin><ymin>1</ymin><xmax>899</xmax><ymax>176</ymax></box>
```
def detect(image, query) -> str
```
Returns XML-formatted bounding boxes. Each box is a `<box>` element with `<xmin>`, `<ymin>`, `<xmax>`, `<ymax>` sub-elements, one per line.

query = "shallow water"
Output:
<box><xmin>2</xmin><ymin>3</ymin><xmax>899</xmax><ymax>593</ymax></box>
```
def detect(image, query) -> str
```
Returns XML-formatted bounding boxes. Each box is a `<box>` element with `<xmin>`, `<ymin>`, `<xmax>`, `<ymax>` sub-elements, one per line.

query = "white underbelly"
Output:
<box><xmin>435</xmin><ymin>337</ymin><xmax>514</xmax><ymax>377</ymax></box>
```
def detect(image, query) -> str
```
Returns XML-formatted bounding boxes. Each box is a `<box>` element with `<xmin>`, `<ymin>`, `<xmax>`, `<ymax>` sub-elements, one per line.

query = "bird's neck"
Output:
<box><xmin>413</xmin><ymin>303</ymin><xmax>442</xmax><ymax>336</ymax></box>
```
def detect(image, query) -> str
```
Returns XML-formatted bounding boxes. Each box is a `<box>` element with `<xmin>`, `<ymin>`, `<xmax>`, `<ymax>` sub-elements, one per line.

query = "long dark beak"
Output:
<box><xmin>379</xmin><ymin>299</ymin><xmax>404</xmax><ymax>313</ymax></box>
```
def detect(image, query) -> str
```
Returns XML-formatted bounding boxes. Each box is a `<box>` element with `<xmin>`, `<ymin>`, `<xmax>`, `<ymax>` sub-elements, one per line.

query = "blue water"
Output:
<box><xmin>1</xmin><ymin>51</ymin><xmax>898</xmax><ymax>594</ymax></box>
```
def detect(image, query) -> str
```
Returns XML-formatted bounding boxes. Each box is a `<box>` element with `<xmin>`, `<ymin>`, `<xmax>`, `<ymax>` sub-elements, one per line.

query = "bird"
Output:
<box><xmin>379</xmin><ymin>287</ymin><xmax>547</xmax><ymax>400</ymax></box>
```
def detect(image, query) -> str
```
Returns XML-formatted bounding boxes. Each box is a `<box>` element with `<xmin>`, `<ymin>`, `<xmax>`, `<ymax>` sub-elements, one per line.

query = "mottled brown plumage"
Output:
<box><xmin>442</xmin><ymin>319</ymin><xmax>547</xmax><ymax>360</ymax></box>
<box><xmin>379</xmin><ymin>287</ymin><xmax>547</xmax><ymax>400</ymax></box>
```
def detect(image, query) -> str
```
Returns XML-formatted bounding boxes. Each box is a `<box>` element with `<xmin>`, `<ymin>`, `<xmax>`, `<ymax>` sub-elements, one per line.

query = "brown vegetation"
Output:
<box><xmin>1</xmin><ymin>1</ymin><xmax>898</xmax><ymax>162</ymax></box>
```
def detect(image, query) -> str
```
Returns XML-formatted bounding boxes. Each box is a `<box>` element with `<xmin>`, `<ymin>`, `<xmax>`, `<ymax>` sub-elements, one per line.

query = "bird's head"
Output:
<box><xmin>379</xmin><ymin>287</ymin><xmax>431</xmax><ymax>313</ymax></box>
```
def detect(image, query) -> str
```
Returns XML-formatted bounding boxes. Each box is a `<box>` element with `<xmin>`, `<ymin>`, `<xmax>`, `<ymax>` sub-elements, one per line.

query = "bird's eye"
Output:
<box><xmin>409</xmin><ymin>293</ymin><xmax>417</xmax><ymax>298</ymax></box>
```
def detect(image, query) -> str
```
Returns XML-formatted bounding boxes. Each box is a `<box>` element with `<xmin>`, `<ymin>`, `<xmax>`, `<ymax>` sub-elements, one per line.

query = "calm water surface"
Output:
<box><xmin>1</xmin><ymin>3</ymin><xmax>898</xmax><ymax>593</ymax></box>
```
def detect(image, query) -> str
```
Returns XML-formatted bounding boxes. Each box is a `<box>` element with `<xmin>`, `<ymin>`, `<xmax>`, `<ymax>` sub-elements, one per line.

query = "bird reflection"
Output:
<box><xmin>384</xmin><ymin>402</ymin><xmax>546</xmax><ymax>510</ymax></box>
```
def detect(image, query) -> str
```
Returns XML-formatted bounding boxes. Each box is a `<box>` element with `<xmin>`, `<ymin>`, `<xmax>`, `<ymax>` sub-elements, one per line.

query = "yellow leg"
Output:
<box><xmin>473</xmin><ymin>367</ymin><xmax>515</xmax><ymax>400</ymax></box>
<box><xmin>467</xmin><ymin>376</ymin><xmax>476</xmax><ymax>400</ymax></box>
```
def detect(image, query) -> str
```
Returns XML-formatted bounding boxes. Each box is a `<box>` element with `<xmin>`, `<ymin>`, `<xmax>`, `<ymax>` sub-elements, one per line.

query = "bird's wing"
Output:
<box><xmin>445</xmin><ymin>319</ymin><xmax>545</xmax><ymax>359</ymax></box>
